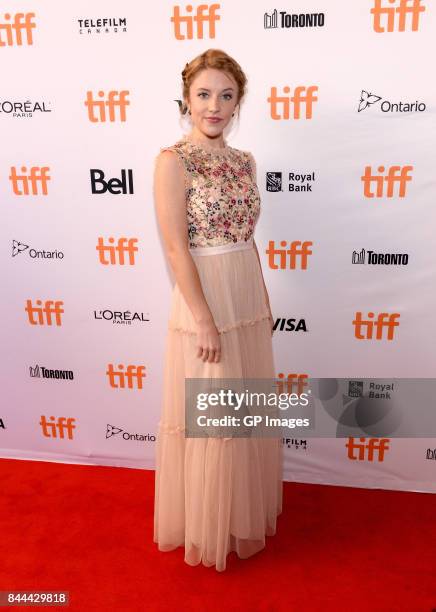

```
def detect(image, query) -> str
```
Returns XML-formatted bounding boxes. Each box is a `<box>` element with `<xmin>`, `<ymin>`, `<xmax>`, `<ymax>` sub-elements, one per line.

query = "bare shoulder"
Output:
<box><xmin>154</xmin><ymin>143</ymin><xmax>191</xmax><ymax>192</ymax></box>
<box><xmin>154</xmin><ymin>146</ymin><xmax>184</xmax><ymax>179</ymax></box>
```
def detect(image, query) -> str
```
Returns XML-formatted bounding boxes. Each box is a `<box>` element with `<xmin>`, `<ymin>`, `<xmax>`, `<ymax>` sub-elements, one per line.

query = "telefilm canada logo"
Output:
<box><xmin>357</xmin><ymin>89</ymin><xmax>426</xmax><ymax>113</ymax></box>
<box><xmin>78</xmin><ymin>16</ymin><xmax>127</xmax><ymax>35</ymax></box>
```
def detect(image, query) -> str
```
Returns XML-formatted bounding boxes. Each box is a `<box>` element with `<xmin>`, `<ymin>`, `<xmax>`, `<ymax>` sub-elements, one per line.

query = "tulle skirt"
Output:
<box><xmin>153</xmin><ymin>238</ymin><xmax>283</xmax><ymax>572</ymax></box>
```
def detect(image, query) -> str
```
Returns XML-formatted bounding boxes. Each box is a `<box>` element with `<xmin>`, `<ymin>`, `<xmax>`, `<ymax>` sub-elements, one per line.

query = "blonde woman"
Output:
<box><xmin>153</xmin><ymin>49</ymin><xmax>283</xmax><ymax>572</ymax></box>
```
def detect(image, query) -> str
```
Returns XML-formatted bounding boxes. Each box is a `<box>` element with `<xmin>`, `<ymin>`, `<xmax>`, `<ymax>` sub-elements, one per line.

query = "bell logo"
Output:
<box><xmin>106</xmin><ymin>364</ymin><xmax>147</xmax><ymax>389</ymax></box>
<box><xmin>361</xmin><ymin>165</ymin><xmax>413</xmax><ymax>197</ymax></box>
<box><xmin>171</xmin><ymin>4</ymin><xmax>220</xmax><ymax>39</ymax></box>
<box><xmin>371</xmin><ymin>0</ymin><xmax>425</xmax><ymax>32</ymax></box>
<box><xmin>40</xmin><ymin>416</ymin><xmax>76</xmax><ymax>440</ymax></box>
<box><xmin>346</xmin><ymin>437</ymin><xmax>390</xmax><ymax>461</ymax></box>
<box><xmin>0</xmin><ymin>12</ymin><xmax>36</xmax><ymax>46</ymax></box>
<box><xmin>268</xmin><ymin>86</ymin><xmax>318</xmax><ymax>120</ymax></box>
<box><xmin>276</xmin><ymin>373</ymin><xmax>308</xmax><ymax>395</ymax></box>
<box><xmin>266</xmin><ymin>240</ymin><xmax>313</xmax><ymax>270</ymax></box>
<box><xmin>9</xmin><ymin>166</ymin><xmax>51</xmax><ymax>196</ymax></box>
<box><xmin>96</xmin><ymin>237</ymin><xmax>138</xmax><ymax>265</ymax></box>
<box><xmin>353</xmin><ymin>312</ymin><xmax>401</xmax><ymax>340</ymax></box>
<box><xmin>25</xmin><ymin>300</ymin><xmax>64</xmax><ymax>326</ymax></box>
<box><xmin>84</xmin><ymin>90</ymin><xmax>130</xmax><ymax>122</ymax></box>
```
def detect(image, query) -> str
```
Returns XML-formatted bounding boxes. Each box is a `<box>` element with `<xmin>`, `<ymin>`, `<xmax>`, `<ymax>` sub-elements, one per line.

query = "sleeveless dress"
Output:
<box><xmin>153</xmin><ymin>134</ymin><xmax>283</xmax><ymax>572</ymax></box>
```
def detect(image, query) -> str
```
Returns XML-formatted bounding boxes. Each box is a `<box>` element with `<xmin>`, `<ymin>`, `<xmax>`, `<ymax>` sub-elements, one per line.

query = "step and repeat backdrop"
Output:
<box><xmin>2</xmin><ymin>1</ymin><xmax>436</xmax><ymax>493</ymax></box>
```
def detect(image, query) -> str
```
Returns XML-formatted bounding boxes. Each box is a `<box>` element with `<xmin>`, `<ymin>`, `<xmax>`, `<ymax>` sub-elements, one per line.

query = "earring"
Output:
<box><xmin>232</xmin><ymin>112</ymin><xmax>234</xmax><ymax>116</ymax></box>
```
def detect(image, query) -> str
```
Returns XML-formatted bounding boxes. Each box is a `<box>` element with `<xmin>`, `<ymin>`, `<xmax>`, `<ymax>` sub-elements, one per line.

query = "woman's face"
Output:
<box><xmin>186</xmin><ymin>67</ymin><xmax>238</xmax><ymax>138</ymax></box>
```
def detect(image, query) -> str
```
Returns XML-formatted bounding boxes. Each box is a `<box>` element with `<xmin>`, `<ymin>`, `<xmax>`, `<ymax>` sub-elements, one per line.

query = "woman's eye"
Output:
<box><xmin>198</xmin><ymin>93</ymin><xmax>233</xmax><ymax>100</ymax></box>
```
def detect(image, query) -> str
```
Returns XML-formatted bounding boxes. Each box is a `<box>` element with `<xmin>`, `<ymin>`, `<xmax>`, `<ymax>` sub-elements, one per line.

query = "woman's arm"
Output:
<box><xmin>154</xmin><ymin>150</ymin><xmax>221</xmax><ymax>362</ymax></box>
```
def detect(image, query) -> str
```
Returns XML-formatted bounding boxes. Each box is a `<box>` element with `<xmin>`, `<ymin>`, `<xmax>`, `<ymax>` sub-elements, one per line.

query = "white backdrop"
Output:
<box><xmin>2</xmin><ymin>0</ymin><xmax>436</xmax><ymax>493</ymax></box>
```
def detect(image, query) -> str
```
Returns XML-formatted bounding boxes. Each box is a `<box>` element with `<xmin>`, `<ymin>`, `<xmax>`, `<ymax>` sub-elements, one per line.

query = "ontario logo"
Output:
<box><xmin>358</xmin><ymin>89</ymin><xmax>426</xmax><ymax>113</ymax></box>
<box><xmin>106</xmin><ymin>424</ymin><xmax>155</xmax><ymax>442</ymax></box>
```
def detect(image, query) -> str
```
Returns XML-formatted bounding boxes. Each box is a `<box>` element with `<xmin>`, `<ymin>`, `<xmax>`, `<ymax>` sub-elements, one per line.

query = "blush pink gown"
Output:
<box><xmin>153</xmin><ymin>134</ymin><xmax>283</xmax><ymax>572</ymax></box>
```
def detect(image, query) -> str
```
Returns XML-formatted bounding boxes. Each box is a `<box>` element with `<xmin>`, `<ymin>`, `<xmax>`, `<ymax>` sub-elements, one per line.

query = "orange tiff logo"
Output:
<box><xmin>171</xmin><ymin>3</ymin><xmax>220</xmax><ymax>39</ymax></box>
<box><xmin>9</xmin><ymin>166</ymin><xmax>51</xmax><ymax>195</ymax></box>
<box><xmin>25</xmin><ymin>300</ymin><xmax>64</xmax><ymax>326</ymax></box>
<box><xmin>96</xmin><ymin>237</ymin><xmax>139</xmax><ymax>265</ymax></box>
<box><xmin>346</xmin><ymin>437</ymin><xmax>390</xmax><ymax>461</ymax></box>
<box><xmin>106</xmin><ymin>364</ymin><xmax>147</xmax><ymax>389</ymax></box>
<box><xmin>266</xmin><ymin>241</ymin><xmax>313</xmax><ymax>270</ymax></box>
<box><xmin>0</xmin><ymin>12</ymin><xmax>36</xmax><ymax>46</ymax></box>
<box><xmin>276</xmin><ymin>374</ymin><xmax>309</xmax><ymax>395</ymax></box>
<box><xmin>352</xmin><ymin>312</ymin><xmax>400</xmax><ymax>340</ymax></box>
<box><xmin>268</xmin><ymin>86</ymin><xmax>318</xmax><ymax>120</ymax></box>
<box><xmin>40</xmin><ymin>416</ymin><xmax>76</xmax><ymax>440</ymax></box>
<box><xmin>84</xmin><ymin>90</ymin><xmax>130</xmax><ymax>122</ymax></box>
<box><xmin>361</xmin><ymin>165</ymin><xmax>413</xmax><ymax>197</ymax></box>
<box><xmin>371</xmin><ymin>0</ymin><xmax>425</xmax><ymax>32</ymax></box>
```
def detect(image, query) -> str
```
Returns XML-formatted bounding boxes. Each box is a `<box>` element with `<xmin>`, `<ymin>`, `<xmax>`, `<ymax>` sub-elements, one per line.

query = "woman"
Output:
<box><xmin>153</xmin><ymin>48</ymin><xmax>283</xmax><ymax>572</ymax></box>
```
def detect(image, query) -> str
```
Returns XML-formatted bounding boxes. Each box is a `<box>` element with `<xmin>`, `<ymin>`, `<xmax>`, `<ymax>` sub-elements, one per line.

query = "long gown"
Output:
<box><xmin>153</xmin><ymin>133</ymin><xmax>283</xmax><ymax>572</ymax></box>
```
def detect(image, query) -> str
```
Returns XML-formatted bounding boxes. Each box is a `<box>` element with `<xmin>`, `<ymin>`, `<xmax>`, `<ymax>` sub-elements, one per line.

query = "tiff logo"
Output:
<box><xmin>276</xmin><ymin>373</ymin><xmax>308</xmax><ymax>395</ymax></box>
<box><xmin>106</xmin><ymin>364</ymin><xmax>147</xmax><ymax>389</ymax></box>
<box><xmin>25</xmin><ymin>300</ymin><xmax>64</xmax><ymax>326</ymax></box>
<box><xmin>96</xmin><ymin>237</ymin><xmax>138</xmax><ymax>265</ymax></box>
<box><xmin>85</xmin><ymin>90</ymin><xmax>130</xmax><ymax>122</ymax></box>
<box><xmin>346</xmin><ymin>437</ymin><xmax>390</xmax><ymax>461</ymax></box>
<box><xmin>266</xmin><ymin>240</ymin><xmax>313</xmax><ymax>270</ymax></box>
<box><xmin>371</xmin><ymin>0</ymin><xmax>426</xmax><ymax>32</ymax></box>
<box><xmin>0</xmin><ymin>12</ymin><xmax>36</xmax><ymax>46</ymax></box>
<box><xmin>40</xmin><ymin>416</ymin><xmax>76</xmax><ymax>440</ymax></box>
<box><xmin>9</xmin><ymin>166</ymin><xmax>51</xmax><ymax>195</ymax></box>
<box><xmin>361</xmin><ymin>165</ymin><xmax>413</xmax><ymax>197</ymax></box>
<box><xmin>268</xmin><ymin>86</ymin><xmax>318</xmax><ymax>119</ymax></box>
<box><xmin>171</xmin><ymin>3</ymin><xmax>220</xmax><ymax>39</ymax></box>
<box><xmin>352</xmin><ymin>312</ymin><xmax>400</xmax><ymax>340</ymax></box>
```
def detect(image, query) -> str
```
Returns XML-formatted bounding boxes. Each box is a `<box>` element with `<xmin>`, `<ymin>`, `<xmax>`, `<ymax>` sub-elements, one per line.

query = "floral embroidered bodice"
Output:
<box><xmin>159</xmin><ymin>135</ymin><xmax>261</xmax><ymax>249</ymax></box>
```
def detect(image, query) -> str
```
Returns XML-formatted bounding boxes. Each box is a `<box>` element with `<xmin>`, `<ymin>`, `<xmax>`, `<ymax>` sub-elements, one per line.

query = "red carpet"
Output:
<box><xmin>1</xmin><ymin>457</ymin><xmax>435</xmax><ymax>611</ymax></box>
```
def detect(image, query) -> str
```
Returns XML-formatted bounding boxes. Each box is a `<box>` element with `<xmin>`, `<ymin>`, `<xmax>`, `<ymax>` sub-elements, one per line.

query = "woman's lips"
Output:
<box><xmin>205</xmin><ymin>117</ymin><xmax>222</xmax><ymax>123</ymax></box>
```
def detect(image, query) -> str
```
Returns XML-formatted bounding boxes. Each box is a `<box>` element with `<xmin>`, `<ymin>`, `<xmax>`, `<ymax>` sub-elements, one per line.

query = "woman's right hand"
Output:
<box><xmin>195</xmin><ymin>318</ymin><xmax>221</xmax><ymax>363</ymax></box>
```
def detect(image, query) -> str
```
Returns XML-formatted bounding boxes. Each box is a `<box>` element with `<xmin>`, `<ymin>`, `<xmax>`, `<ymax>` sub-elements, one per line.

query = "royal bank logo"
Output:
<box><xmin>358</xmin><ymin>89</ymin><xmax>426</xmax><ymax>113</ymax></box>
<box><xmin>264</xmin><ymin>9</ymin><xmax>325</xmax><ymax>29</ymax></box>
<box><xmin>266</xmin><ymin>171</ymin><xmax>316</xmax><ymax>192</ymax></box>
<box><xmin>266</xmin><ymin>172</ymin><xmax>282</xmax><ymax>192</ymax></box>
<box><xmin>348</xmin><ymin>381</ymin><xmax>364</xmax><ymax>397</ymax></box>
